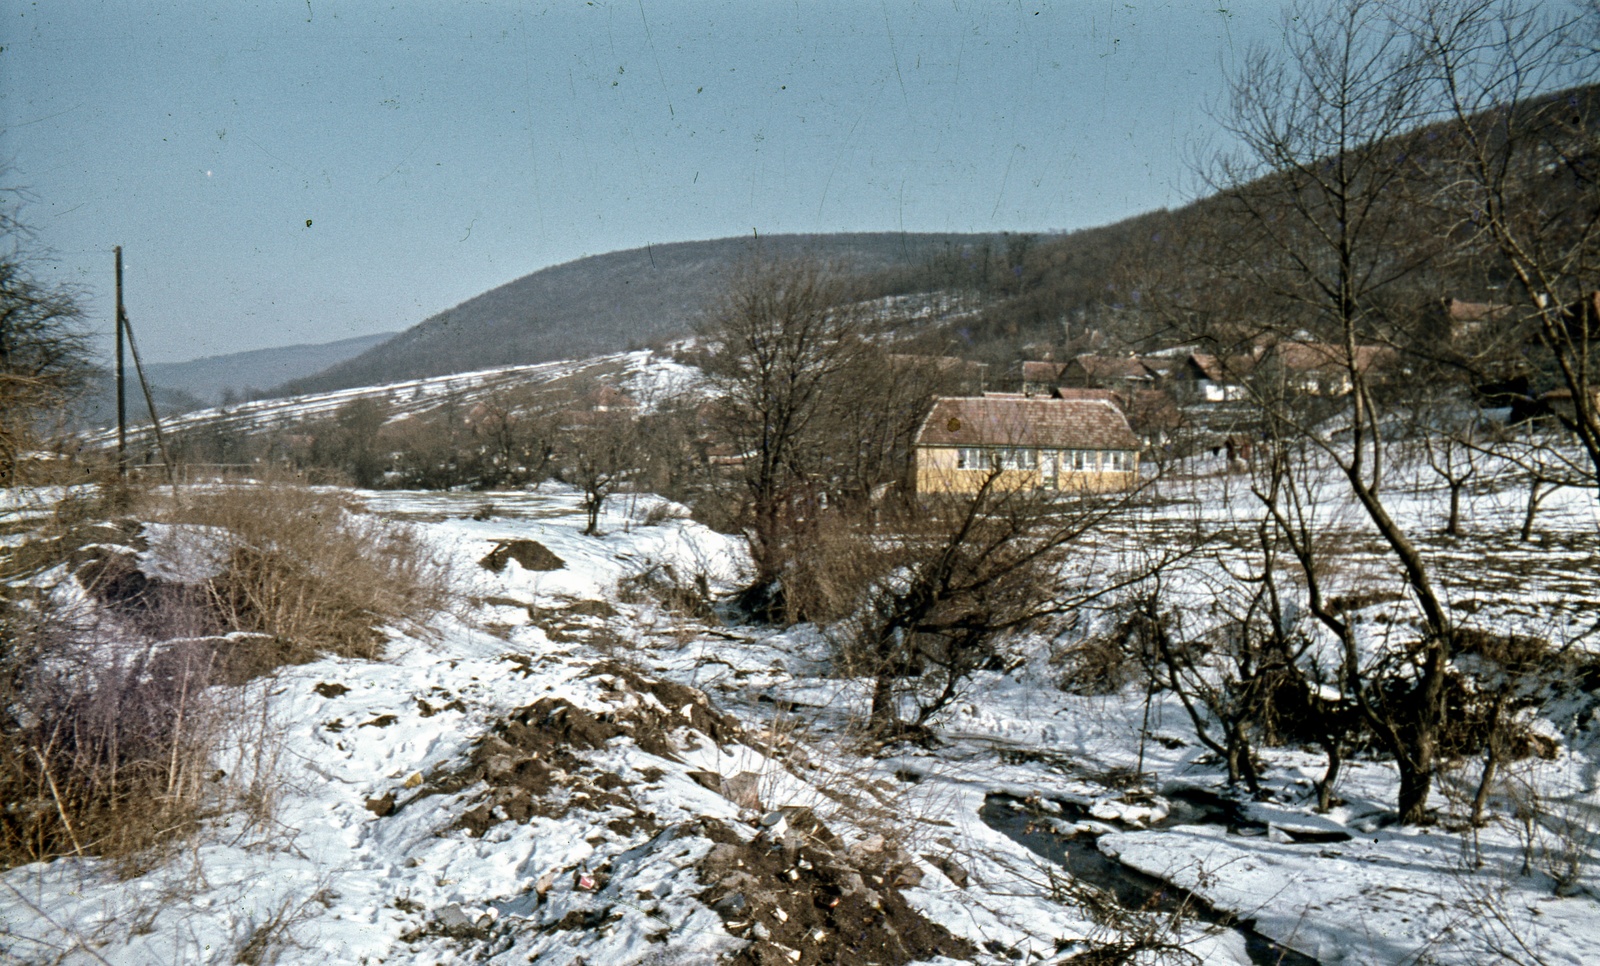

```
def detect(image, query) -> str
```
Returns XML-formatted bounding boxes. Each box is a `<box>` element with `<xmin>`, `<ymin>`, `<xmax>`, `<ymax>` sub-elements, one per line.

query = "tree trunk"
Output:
<box><xmin>1521</xmin><ymin>478</ymin><xmax>1545</xmax><ymax>542</ymax></box>
<box><xmin>1446</xmin><ymin>481</ymin><xmax>1462</xmax><ymax>536</ymax></box>
<box><xmin>868</xmin><ymin>629</ymin><xmax>902</xmax><ymax>730</ymax></box>
<box><xmin>1397</xmin><ymin>754</ymin><xmax>1435</xmax><ymax>826</ymax></box>
<box><xmin>1395</xmin><ymin>646</ymin><xmax>1446</xmax><ymax>825</ymax></box>
<box><xmin>1316</xmin><ymin>738</ymin><xmax>1342</xmax><ymax>813</ymax></box>
<box><xmin>1224</xmin><ymin>727</ymin><xmax>1262</xmax><ymax>797</ymax></box>
<box><xmin>1471</xmin><ymin>693</ymin><xmax>1508</xmax><ymax>829</ymax></box>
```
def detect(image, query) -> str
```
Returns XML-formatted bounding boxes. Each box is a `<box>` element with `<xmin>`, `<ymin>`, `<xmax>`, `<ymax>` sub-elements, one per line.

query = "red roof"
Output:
<box><xmin>1266</xmin><ymin>342</ymin><xmax>1396</xmax><ymax>374</ymax></box>
<box><xmin>1069</xmin><ymin>354</ymin><xmax>1156</xmax><ymax>382</ymax></box>
<box><xmin>1021</xmin><ymin>361</ymin><xmax>1069</xmax><ymax>384</ymax></box>
<box><xmin>917</xmin><ymin>396</ymin><xmax>1139</xmax><ymax>451</ymax></box>
<box><xmin>1188</xmin><ymin>352</ymin><xmax>1255</xmax><ymax>382</ymax></box>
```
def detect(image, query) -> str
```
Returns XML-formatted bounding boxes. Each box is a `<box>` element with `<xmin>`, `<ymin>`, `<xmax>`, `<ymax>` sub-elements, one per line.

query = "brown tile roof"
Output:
<box><xmin>1447</xmin><ymin>298</ymin><xmax>1513</xmax><ymax>323</ymax></box>
<box><xmin>1070</xmin><ymin>354</ymin><xmax>1156</xmax><ymax>381</ymax></box>
<box><xmin>1267</xmin><ymin>342</ymin><xmax>1396</xmax><ymax>374</ymax></box>
<box><xmin>1188</xmin><ymin>352</ymin><xmax>1255</xmax><ymax>382</ymax></box>
<box><xmin>917</xmin><ymin>396</ymin><xmax>1139</xmax><ymax>451</ymax></box>
<box><xmin>1021</xmin><ymin>361</ymin><xmax>1069</xmax><ymax>384</ymax></box>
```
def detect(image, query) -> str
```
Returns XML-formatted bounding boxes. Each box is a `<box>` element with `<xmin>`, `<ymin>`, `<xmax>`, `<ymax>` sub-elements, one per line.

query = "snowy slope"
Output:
<box><xmin>3</xmin><ymin>465</ymin><xmax>1598</xmax><ymax>965</ymax></box>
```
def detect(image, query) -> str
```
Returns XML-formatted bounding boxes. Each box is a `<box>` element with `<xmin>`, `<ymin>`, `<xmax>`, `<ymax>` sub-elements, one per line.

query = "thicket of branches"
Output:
<box><xmin>0</xmin><ymin>195</ymin><xmax>91</xmax><ymax>484</ymax></box>
<box><xmin>1116</xmin><ymin>0</ymin><xmax>1598</xmax><ymax>825</ymax></box>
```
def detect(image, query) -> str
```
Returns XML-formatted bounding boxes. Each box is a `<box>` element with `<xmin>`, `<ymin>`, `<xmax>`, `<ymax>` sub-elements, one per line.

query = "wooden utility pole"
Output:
<box><xmin>110</xmin><ymin>246</ymin><xmax>177</xmax><ymax>492</ymax></box>
<box><xmin>115</xmin><ymin>246</ymin><xmax>126</xmax><ymax>479</ymax></box>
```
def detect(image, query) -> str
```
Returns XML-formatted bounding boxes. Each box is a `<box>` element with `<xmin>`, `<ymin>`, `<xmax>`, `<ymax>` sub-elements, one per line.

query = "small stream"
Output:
<box><xmin>981</xmin><ymin>793</ymin><xmax>1321</xmax><ymax>966</ymax></box>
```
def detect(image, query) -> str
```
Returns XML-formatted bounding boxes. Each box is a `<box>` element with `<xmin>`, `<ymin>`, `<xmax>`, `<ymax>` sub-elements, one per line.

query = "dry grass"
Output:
<box><xmin>157</xmin><ymin>483</ymin><xmax>450</xmax><ymax>660</ymax></box>
<box><xmin>780</xmin><ymin>508</ymin><xmax>893</xmax><ymax>628</ymax></box>
<box><xmin>0</xmin><ymin>480</ymin><xmax>449</xmax><ymax>869</ymax></box>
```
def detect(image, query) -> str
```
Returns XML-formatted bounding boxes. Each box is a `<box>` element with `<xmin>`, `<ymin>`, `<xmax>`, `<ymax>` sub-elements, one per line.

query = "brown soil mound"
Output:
<box><xmin>697</xmin><ymin>810</ymin><xmax>975</xmax><ymax>966</ymax></box>
<box><xmin>479</xmin><ymin>540</ymin><xmax>565</xmax><ymax>573</ymax></box>
<box><xmin>422</xmin><ymin>665</ymin><xmax>742</xmax><ymax>837</ymax></box>
<box><xmin>448</xmin><ymin>697</ymin><xmax>639</xmax><ymax>836</ymax></box>
<box><xmin>586</xmin><ymin>661</ymin><xmax>745</xmax><ymax>757</ymax></box>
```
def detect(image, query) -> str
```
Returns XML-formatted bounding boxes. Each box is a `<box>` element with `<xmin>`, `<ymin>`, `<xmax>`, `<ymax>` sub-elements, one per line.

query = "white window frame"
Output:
<box><xmin>1000</xmin><ymin>448</ymin><xmax>1036</xmax><ymax>471</ymax></box>
<box><xmin>956</xmin><ymin>447</ymin><xmax>993</xmax><ymax>470</ymax></box>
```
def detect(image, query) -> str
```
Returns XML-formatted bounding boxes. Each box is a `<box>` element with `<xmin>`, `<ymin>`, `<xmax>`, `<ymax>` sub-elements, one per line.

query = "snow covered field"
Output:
<box><xmin>2</xmin><ymin>471</ymin><xmax>1598</xmax><ymax>965</ymax></box>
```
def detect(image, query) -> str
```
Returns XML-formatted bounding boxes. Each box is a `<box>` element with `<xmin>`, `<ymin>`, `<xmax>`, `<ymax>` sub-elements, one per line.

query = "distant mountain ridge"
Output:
<box><xmin>277</xmin><ymin>232</ymin><xmax>1004</xmax><ymax>395</ymax></box>
<box><xmin>144</xmin><ymin>332</ymin><xmax>398</xmax><ymax>404</ymax></box>
<box><xmin>71</xmin><ymin>331</ymin><xmax>400</xmax><ymax>431</ymax></box>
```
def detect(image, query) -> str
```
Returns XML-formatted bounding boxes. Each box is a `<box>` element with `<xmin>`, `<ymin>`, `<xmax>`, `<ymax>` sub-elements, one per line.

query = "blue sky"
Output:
<box><xmin>3</xmin><ymin>1</ymin><xmax>1279</xmax><ymax>363</ymax></box>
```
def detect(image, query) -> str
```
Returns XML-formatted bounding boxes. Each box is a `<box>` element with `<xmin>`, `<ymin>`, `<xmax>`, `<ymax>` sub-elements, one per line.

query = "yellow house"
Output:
<box><xmin>914</xmin><ymin>395</ymin><xmax>1141</xmax><ymax>495</ymax></box>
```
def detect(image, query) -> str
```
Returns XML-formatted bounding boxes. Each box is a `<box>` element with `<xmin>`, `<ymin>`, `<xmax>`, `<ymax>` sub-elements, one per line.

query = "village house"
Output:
<box><xmin>1176</xmin><ymin>352</ymin><xmax>1253</xmax><ymax>402</ymax></box>
<box><xmin>1020</xmin><ymin>360</ymin><xmax>1069</xmax><ymax>396</ymax></box>
<box><xmin>1173</xmin><ymin>341</ymin><xmax>1396</xmax><ymax>400</ymax></box>
<box><xmin>1021</xmin><ymin>355</ymin><xmax>1170</xmax><ymax>397</ymax></box>
<box><xmin>1257</xmin><ymin>341</ymin><xmax>1398</xmax><ymax>395</ymax></box>
<box><xmin>913</xmin><ymin>395</ymin><xmax>1141</xmax><ymax>495</ymax></box>
<box><xmin>1058</xmin><ymin>353</ymin><xmax>1158</xmax><ymax>391</ymax></box>
<box><xmin>1434</xmin><ymin>297</ymin><xmax>1514</xmax><ymax>341</ymax></box>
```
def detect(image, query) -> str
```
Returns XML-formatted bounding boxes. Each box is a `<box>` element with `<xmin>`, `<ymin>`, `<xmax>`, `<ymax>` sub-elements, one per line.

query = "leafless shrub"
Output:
<box><xmin>1039</xmin><ymin>864</ymin><xmax>1204</xmax><ymax>965</ymax></box>
<box><xmin>1054</xmin><ymin>628</ymin><xmax>1142</xmax><ymax>697</ymax></box>
<box><xmin>0</xmin><ymin>483</ymin><xmax>223</xmax><ymax>868</ymax></box>
<box><xmin>638</xmin><ymin>499</ymin><xmax>686</xmax><ymax>527</ymax></box>
<box><xmin>0</xmin><ymin>622</ymin><xmax>221</xmax><ymax>867</ymax></box>
<box><xmin>231</xmin><ymin>882</ymin><xmax>336</xmax><ymax>966</ymax></box>
<box><xmin>845</xmin><ymin>475</ymin><xmax>1160</xmax><ymax>735</ymax></box>
<box><xmin>1447</xmin><ymin>866</ymin><xmax>1559</xmax><ymax>966</ymax></box>
<box><xmin>781</xmin><ymin>507</ymin><xmax>893</xmax><ymax>630</ymax></box>
<box><xmin>1498</xmin><ymin>766</ymin><xmax>1597</xmax><ymax>897</ymax></box>
<box><xmin>0</xmin><ymin>481</ymin><xmax>449</xmax><ymax>869</ymax></box>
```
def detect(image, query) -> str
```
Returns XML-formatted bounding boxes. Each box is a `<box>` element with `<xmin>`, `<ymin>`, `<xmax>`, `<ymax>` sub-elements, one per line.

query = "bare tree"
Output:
<box><xmin>850</xmin><ymin>472</ymin><xmax>1158</xmax><ymax>736</ymax></box>
<box><xmin>1159</xmin><ymin>0</ymin><xmax>1597</xmax><ymax>823</ymax></box>
<box><xmin>827</xmin><ymin>346</ymin><xmax>969</xmax><ymax>510</ymax></box>
<box><xmin>1410</xmin><ymin>376</ymin><xmax>1488</xmax><ymax>536</ymax></box>
<box><xmin>0</xmin><ymin>197</ymin><xmax>90</xmax><ymax>484</ymax></box>
<box><xmin>309</xmin><ymin>398</ymin><xmax>391</xmax><ymax>488</ymax></box>
<box><xmin>1411</xmin><ymin>0</ymin><xmax>1600</xmax><ymax>490</ymax></box>
<box><xmin>557</xmin><ymin>405</ymin><xmax>641</xmax><ymax>536</ymax></box>
<box><xmin>698</xmin><ymin>257</ymin><xmax>869</xmax><ymax>612</ymax></box>
<box><xmin>1482</xmin><ymin>415</ymin><xmax>1591</xmax><ymax>541</ymax></box>
<box><xmin>469</xmin><ymin>389</ymin><xmax>559</xmax><ymax>489</ymax></box>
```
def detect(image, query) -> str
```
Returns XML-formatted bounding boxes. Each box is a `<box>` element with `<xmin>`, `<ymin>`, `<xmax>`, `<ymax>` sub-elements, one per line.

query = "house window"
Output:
<box><xmin>1041</xmin><ymin>450</ymin><xmax>1060</xmax><ymax>488</ymax></box>
<box><xmin>956</xmin><ymin>447</ymin><xmax>993</xmax><ymax>469</ymax></box>
<box><xmin>1071</xmin><ymin>450</ymin><xmax>1093</xmax><ymax>472</ymax></box>
<box><xmin>1000</xmin><ymin>448</ymin><xmax>1036</xmax><ymax>470</ymax></box>
<box><xmin>1106</xmin><ymin>451</ymin><xmax>1124</xmax><ymax>472</ymax></box>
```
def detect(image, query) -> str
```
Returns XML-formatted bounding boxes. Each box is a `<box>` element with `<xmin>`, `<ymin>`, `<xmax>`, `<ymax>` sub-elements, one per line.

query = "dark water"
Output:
<box><xmin>981</xmin><ymin>794</ymin><xmax>1321</xmax><ymax>966</ymax></box>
